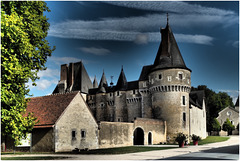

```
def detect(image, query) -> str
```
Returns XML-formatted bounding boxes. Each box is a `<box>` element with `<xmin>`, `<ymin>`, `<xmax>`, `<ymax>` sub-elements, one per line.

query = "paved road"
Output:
<box><xmin>161</xmin><ymin>145</ymin><xmax>239</xmax><ymax>160</ymax></box>
<box><xmin>2</xmin><ymin>135</ymin><xmax>239</xmax><ymax>160</ymax></box>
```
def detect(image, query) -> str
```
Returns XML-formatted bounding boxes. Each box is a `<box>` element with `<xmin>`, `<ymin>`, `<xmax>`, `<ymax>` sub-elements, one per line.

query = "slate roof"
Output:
<box><xmin>93</xmin><ymin>76</ymin><xmax>98</xmax><ymax>88</ymax></box>
<box><xmin>139</xmin><ymin>65</ymin><xmax>153</xmax><ymax>81</ymax></box>
<box><xmin>152</xmin><ymin>24</ymin><xmax>191</xmax><ymax>72</ymax></box>
<box><xmin>235</xmin><ymin>96</ymin><xmax>239</xmax><ymax>107</ymax></box>
<box><xmin>53</xmin><ymin>61</ymin><xmax>93</xmax><ymax>94</ymax></box>
<box><xmin>115</xmin><ymin>67</ymin><xmax>128</xmax><ymax>91</ymax></box>
<box><xmin>189</xmin><ymin>90</ymin><xmax>205</xmax><ymax>109</ymax></box>
<box><xmin>26</xmin><ymin>92</ymin><xmax>79</xmax><ymax>128</ymax></box>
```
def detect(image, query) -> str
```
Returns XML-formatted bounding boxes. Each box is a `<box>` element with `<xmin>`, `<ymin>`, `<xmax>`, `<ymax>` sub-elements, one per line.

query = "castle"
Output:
<box><xmin>1</xmin><ymin>20</ymin><xmax>207</xmax><ymax>152</ymax></box>
<box><xmin>52</xmin><ymin>21</ymin><xmax>207</xmax><ymax>141</ymax></box>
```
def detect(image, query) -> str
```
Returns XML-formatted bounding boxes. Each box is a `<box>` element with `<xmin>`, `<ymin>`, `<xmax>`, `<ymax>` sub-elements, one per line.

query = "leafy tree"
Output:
<box><xmin>1</xmin><ymin>1</ymin><xmax>55</xmax><ymax>145</ymax></box>
<box><xmin>191</xmin><ymin>85</ymin><xmax>234</xmax><ymax>132</ymax></box>
<box><xmin>222</xmin><ymin>118</ymin><xmax>235</xmax><ymax>135</ymax></box>
<box><xmin>211</xmin><ymin>118</ymin><xmax>221</xmax><ymax>132</ymax></box>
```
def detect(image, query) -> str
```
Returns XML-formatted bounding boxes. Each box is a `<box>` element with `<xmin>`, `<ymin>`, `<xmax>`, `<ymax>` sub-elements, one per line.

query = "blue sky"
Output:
<box><xmin>27</xmin><ymin>1</ymin><xmax>239</xmax><ymax>103</ymax></box>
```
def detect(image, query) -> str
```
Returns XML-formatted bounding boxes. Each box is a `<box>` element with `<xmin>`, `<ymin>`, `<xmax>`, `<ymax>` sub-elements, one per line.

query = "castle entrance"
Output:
<box><xmin>148</xmin><ymin>132</ymin><xmax>152</xmax><ymax>145</ymax></box>
<box><xmin>133</xmin><ymin>127</ymin><xmax>144</xmax><ymax>145</ymax></box>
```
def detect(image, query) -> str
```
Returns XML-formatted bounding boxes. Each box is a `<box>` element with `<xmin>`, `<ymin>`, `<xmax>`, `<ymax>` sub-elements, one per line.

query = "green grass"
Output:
<box><xmin>1</xmin><ymin>152</ymin><xmax>54</xmax><ymax>155</ymax></box>
<box><xmin>190</xmin><ymin>136</ymin><xmax>230</xmax><ymax>145</ymax></box>
<box><xmin>60</xmin><ymin>146</ymin><xmax>177</xmax><ymax>155</ymax></box>
<box><xmin>1</xmin><ymin>156</ymin><xmax>69</xmax><ymax>160</ymax></box>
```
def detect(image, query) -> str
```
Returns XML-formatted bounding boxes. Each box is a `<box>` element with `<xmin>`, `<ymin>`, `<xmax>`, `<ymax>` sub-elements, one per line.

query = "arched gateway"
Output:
<box><xmin>133</xmin><ymin>127</ymin><xmax>144</xmax><ymax>145</ymax></box>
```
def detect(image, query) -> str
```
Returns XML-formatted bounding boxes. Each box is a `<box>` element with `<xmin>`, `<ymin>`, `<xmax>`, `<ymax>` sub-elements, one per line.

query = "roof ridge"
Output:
<box><xmin>28</xmin><ymin>91</ymin><xmax>79</xmax><ymax>99</ymax></box>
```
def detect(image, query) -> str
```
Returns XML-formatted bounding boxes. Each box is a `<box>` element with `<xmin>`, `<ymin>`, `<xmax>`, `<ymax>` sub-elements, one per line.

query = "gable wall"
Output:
<box><xmin>190</xmin><ymin>100</ymin><xmax>207</xmax><ymax>139</ymax></box>
<box><xmin>55</xmin><ymin>93</ymin><xmax>98</xmax><ymax>152</ymax></box>
<box><xmin>217</xmin><ymin>107</ymin><xmax>239</xmax><ymax>128</ymax></box>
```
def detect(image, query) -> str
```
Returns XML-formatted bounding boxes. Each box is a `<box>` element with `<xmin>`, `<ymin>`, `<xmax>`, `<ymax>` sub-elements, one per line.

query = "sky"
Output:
<box><xmin>27</xmin><ymin>1</ymin><xmax>239</xmax><ymax>103</ymax></box>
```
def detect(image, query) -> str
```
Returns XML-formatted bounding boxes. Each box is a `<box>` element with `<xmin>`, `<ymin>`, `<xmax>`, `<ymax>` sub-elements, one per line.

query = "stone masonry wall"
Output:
<box><xmin>32</xmin><ymin>128</ymin><xmax>54</xmax><ymax>152</ymax></box>
<box><xmin>55</xmin><ymin>93</ymin><xmax>98</xmax><ymax>152</ymax></box>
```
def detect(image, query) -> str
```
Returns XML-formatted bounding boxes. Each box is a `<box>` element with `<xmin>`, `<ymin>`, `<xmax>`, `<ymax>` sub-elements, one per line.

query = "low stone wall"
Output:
<box><xmin>98</xmin><ymin>122</ymin><xmax>134</xmax><ymax>149</ymax></box>
<box><xmin>98</xmin><ymin>118</ymin><xmax>167</xmax><ymax>148</ymax></box>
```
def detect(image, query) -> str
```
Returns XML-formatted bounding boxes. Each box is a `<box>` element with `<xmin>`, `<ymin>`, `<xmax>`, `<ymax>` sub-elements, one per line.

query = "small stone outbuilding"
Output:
<box><xmin>26</xmin><ymin>91</ymin><xmax>99</xmax><ymax>152</ymax></box>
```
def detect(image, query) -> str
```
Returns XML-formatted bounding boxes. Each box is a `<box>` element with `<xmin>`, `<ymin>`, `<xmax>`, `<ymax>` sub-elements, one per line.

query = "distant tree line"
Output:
<box><xmin>191</xmin><ymin>85</ymin><xmax>234</xmax><ymax>132</ymax></box>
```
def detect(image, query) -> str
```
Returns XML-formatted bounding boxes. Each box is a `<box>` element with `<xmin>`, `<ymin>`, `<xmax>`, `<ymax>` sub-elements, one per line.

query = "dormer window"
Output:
<box><xmin>159</xmin><ymin>74</ymin><xmax>162</xmax><ymax>80</ymax></box>
<box><xmin>179</xmin><ymin>73</ymin><xmax>183</xmax><ymax>80</ymax></box>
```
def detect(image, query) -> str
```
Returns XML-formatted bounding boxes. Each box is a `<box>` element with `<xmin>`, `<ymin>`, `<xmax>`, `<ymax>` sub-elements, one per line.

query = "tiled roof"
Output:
<box><xmin>26</xmin><ymin>92</ymin><xmax>79</xmax><ymax>128</ymax></box>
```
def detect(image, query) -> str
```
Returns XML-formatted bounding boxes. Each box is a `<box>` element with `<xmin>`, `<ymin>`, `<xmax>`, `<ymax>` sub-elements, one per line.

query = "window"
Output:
<box><xmin>179</xmin><ymin>73</ymin><xmax>183</xmax><ymax>80</ymax></box>
<box><xmin>133</xmin><ymin>90</ymin><xmax>136</xmax><ymax>94</ymax></box>
<box><xmin>183</xmin><ymin>112</ymin><xmax>186</xmax><ymax>122</ymax></box>
<box><xmin>81</xmin><ymin>130</ymin><xmax>86</xmax><ymax>138</ymax></box>
<box><xmin>227</xmin><ymin>111</ymin><xmax>231</xmax><ymax>116</ymax></box>
<box><xmin>167</xmin><ymin>76</ymin><xmax>172</xmax><ymax>82</ymax></box>
<box><xmin>143</xmin><ymin>82</ymin><xmax>147</xmax><ymax>87</ymax></box>
<box><xmin>72</xmin><ymin>130</ymin><xmax>76</xmax><ymax>140</ymax></box>
<box><xmin>159</xmin><ymin>74</ymin><xmax>162</xmax><ymax>80</ymax></box>
<box><xmin>110</xmin><ymin>93</ymin><xmax>113</xmax><ymax>97</ymax></box>
<box><xmin>118</xmin><ymin>118</ymin><xmax>121</xmax><ymax>122</ymax></box>
<box><xmin>117</xmin><ymin>91</ymin><xmax>120</xmax><ymax>96</ymax></box>
<box><xmin>182</xmin><ymin>96</ymin><xmax>186</xmax><ymax>106</ymax></box>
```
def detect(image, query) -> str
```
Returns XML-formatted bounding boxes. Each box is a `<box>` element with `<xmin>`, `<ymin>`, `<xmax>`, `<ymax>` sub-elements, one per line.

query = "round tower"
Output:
<box><xmin>149</xmin><ymin>22</ymin><xmax>191</xmax><ymax>140</ymax></box>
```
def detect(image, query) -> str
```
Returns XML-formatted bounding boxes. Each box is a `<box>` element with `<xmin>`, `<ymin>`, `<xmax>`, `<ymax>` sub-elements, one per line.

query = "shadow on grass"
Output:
<box><xmin>1</xmin><ymin>156</ymin><xmax>69</xmax><ymax>160</ymax></box>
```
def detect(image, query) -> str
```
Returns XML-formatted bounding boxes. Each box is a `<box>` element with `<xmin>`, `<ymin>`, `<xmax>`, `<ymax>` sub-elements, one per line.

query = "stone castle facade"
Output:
<box><xmin>53</xmin><ymin>22</ymin><xmax>206</xmax><ymax>140</ymax></box>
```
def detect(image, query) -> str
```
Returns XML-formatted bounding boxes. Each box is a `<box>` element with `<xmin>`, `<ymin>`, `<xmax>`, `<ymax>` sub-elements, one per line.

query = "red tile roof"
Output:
<box><xmin>26</xmin><ymin>91</ymin><xmax>79</xmax><ymax>128</ymax></box>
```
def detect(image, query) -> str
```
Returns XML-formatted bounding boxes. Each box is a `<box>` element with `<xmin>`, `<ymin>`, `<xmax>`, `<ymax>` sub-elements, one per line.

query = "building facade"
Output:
<box><xmin>53</xmin><ymin>22</ymin><xmax>206</xmax><ymax>141</ymax></box>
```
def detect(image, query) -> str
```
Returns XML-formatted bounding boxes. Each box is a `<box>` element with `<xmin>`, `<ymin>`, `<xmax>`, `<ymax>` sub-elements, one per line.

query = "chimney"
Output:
<box><xmin>68</xmin><ymin>63</ymin><xmax>74</xmax><ymax>87</ymax></box>
<box><xmin>60</xmin><ymin>64</ymin><xmax>68</xmax><ymax>81</ymax></box>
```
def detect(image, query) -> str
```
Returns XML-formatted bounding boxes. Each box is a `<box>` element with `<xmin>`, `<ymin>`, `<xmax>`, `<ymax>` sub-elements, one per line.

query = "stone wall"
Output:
<box><xmin>149</xmin><ymin>68</ymin><xmax>191</xmax><ymax>140</ymax></box>
<box><xmin>134</xmin><ymin>118</ymin><xmax>167</xmax><ymax>145</ymax></box>
<box><xmin>32</xmin><ymin>128</ymin><xmax>54</xmax><ymax>152</ymax></box>
<box><xmin>217</xmin><ymin>107</ymin><xmax>239</xmax><ymax>128</ymax></box>
<box><xmin>98</xmin><ymin>122</ymin><xmax>134</xmax><ymax>148</ymax></box>
<box><xmin>189</xmin><ymin>100</ymin><xmax>207</xmax><ymax>139</ymax></box>
<box><xmin>54</xmin><ymin>93</ymin><xmax>98</xmax><ymax>152</ymax></box>
<box><xmin>98</xmin><ymin>118</ymin><xmax>166</xmax><ymax>148</ymax></box>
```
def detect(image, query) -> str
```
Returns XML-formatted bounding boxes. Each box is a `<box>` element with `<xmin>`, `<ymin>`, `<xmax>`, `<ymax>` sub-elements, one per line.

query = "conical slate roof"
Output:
<box><xmin>115</xmin><ymin>67</ymin><xmax>128</xmax><ymax>91</ymax></box>
<box><xmin>152</xmin><ymin>23</ymin><xmax>191</xmax><ymax>72</ymax></box>
<box><xmin>97</xmin><ymin>71</ymin><xmax>108</xmax><ymax>93</ymax></box>
<box><xmin>93</xmin><ymin>76</ymin><xmax>98</xmax><ymax>88</ymax></box>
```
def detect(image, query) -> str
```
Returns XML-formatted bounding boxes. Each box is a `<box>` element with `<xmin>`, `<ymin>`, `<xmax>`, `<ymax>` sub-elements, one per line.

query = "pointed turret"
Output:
<box><xmin>93</xmin><ymin>76</ymin><xmax>98</xmax><ymax>88</ymax></box>
<box><xmin>152</xmin><ymin>19</ymin><xmax>191</xmax><ymax>72</ymax></box>
<box><xmin>97</xmin><ymin>70</ymin><xmax>108</xmax><ymax>93</ymax></box>
<box><xmin>115</xmin><ymin>66</ymin><xmax>128</xmax><ymax>90</ymax></box>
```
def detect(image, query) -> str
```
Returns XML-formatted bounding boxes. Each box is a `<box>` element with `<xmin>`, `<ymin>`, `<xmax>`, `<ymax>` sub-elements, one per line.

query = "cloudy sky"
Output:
<box><xmin>28</xmin><ymin>1</ymin><xmax>239</xmax><ymax>103</ymax></box>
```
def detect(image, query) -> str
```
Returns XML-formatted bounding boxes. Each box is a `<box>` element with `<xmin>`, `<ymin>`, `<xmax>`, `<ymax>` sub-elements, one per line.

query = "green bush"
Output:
<box><xmin>191</xmin><ymin>134</ymin><xmax>201</xmax><ymax>141</ymax></box>
<box><xmin>175</xmin><ymin>132</ymin><xmax>187</xmax><ymax>144</ymax></box>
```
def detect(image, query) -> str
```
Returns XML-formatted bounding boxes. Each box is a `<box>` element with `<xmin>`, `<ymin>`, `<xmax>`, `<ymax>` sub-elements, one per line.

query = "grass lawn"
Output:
<box><xmin>190</xmin><ymin>136</ymin><xmax>230</xmax><ymax>145</ymax></box>
<box><xmin>60</xmin><ymin>146</ymin><xmax>177</xmax><ymax>155</ymax></box>
<box><xmin>1</xmin><ymin>156</ymin><xmax>69</xmax><ymax>160</ymax></box>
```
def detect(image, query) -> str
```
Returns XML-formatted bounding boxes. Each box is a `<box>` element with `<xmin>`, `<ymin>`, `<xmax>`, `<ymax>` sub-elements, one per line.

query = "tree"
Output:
<box><xmin>191</xmin><ymin>85</ymin><xmax>234</xmax><ymax>132</ymax></box>
<box><xmin>222</xmin><ymin>118</ymin><xmax>235</xmax><ymax>135</ymax></box>
<box><xmin>1</xmin><ymin>1</ymin><xmax>55</xmax><ymax>145</ymax></box>
<box><xmin>211</xmin><ymin>118</ymin><xmax>221</xmax><ymax>132</ymax></box>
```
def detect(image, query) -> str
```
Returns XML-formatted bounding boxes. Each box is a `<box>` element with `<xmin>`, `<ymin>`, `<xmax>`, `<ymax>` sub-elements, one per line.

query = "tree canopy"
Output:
<box><xmin>1</xmin><ymin>1</ymin><xmax>55</xmax><ymax>145</ymax></box>
<box><xmin>191</xmin><ymin>85</ymin><xmax>234</xmax><ymax>132</ymax></box>
<box><xmin>222</xmin><ymin>118</ymin><xmax>235</xmax><ymax>135</ymax></box>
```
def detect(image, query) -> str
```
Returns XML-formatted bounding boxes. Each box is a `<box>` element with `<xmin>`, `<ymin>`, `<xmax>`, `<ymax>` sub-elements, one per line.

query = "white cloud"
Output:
<box><xmin>103</xmin><ymin>1</ymin><xmax>235</xmax><ymax>16</ymax></box>
<box><xmin>35</xmin><ymin>79</ymin><xmax>58</xmax><ymax>91</ymax></box>
<box><xmin>175</xmin><ymin>34</ymin><xmax>214</xmax><ymax>45</ymax></box>
<box><xmin>37</xmin><ymin>68</ymin><xmax>59</xmax><ymax>78</ymax></box>
<box><xmin>79</xmin><ymin>47</ymin><xmax>111</xmax><ymax>55</ymax></box>
<box><xmin>232</xmin><ymin>41</ymin><xmax>239</xmax><ymax>48</ymax></box>
<box><xmin>48</xmin><ymin>56</ymin><xmax>89</xmax><ymax>65</ymax></box>
<box><xmin>134</xmin><ymin>34</ymin><xmax>149</xmax><ymax>45</ymax></box>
